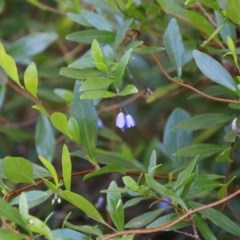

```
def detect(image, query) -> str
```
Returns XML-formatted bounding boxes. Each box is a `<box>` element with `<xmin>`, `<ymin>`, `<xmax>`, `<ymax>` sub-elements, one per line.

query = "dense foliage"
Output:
<box><xmin>1</xmin><ymin>0</ymin><xmax>240</xmax><ymax>239</ymax></box>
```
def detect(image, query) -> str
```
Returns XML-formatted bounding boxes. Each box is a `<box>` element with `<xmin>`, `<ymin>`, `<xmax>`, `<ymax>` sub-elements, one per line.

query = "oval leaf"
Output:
<box><xmin>24</xmin><ymin>62</ymin><xmax>38</xmax><ymax>97</ymax></box>
<box><xmin>193</xmin><ymin>50</ymin><xmax>237</xmax><ymax>91</ymax></box>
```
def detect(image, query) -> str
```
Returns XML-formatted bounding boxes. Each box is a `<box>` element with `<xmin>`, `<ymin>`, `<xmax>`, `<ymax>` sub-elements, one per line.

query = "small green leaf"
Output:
<box><xmin>80</xmin><ymin>90</ymin><xmax>116</xmax><ymax>99</ymax></box>
<box><xmin>4</xmin><ymin>157</ymin><xmax>34</xmax><ymax>184</ymax></box>
<box><xmin>193</xmin><ymin>50</ymin><xmax>237</xmax><ymax>91</ymax></box>
<box><xmin>38</xmin><ymin>156</ymin><xmax>58</xmax><ymax>186</ymax></box>
<box><xmin>122</xmin><ymin>176</ymin><xmax>139</xmax><ymax>190</ymax></box>
<box><xmin>35</xmin><ymin>114</ymin><xmax>55</xmax><ymax>161</ymax></box>
<box><xmin>163</xmin><ymin>18</ymin><xmax>184</xmax><ymax>77</ymax></box>
<box><xmin>60</xmin><ymin>190</ymin><xmax>105</xmax><ymax>224</ymax></box>
<box><xmin>67</xmin><ymin>117</ymin><xmax>80</xmax><ymax>143</ymax></box>
<box><xmin>107</xmin><ymin>181</ymin><xmax>125</xmax><ymax>230</ymax></box>
<box><xmin>119</xmin><ymin>84</ymin><xmax>138</xmax><ymax>96</ymax></box>
<box><xmin>0</xmin><ymin>79</ymin><xmax>6</xmax><ymax>110</ymax></box>
<box><xmin>174</xmin><ymin>144</ymin><xmax>223</xmax><ymax>160</ymax></box>
<box><xmin>24</xmin><ymin>62</ymin><xmax>38</xmax><ymax>97</ymax></box>
<box><xmin>50</xmin><ymin>112</ymin><xmax>70</xmax><ymax>137</ymax></box>
<box><xmin>125</xmin><ymin>209</ymin><xmax>163</xmax><ymax>228</ymax></box>
<box><xmin>54</xmin><ymin>88</ymin><xmax>73</xmax><ymax>102</ymax></box>
<box><xmin>19</xmin><ymin>192</ymin><xmax>29</xmax><ymax>220</ymax></box>
<box><xmin>62</xmin><ymin>145</ymin><xmax>72</xmax><ymax>191</ymax></box>
<box><xmin>66</xmin><ymin>30</ymin><xmax>115</xmax><ymax>44</ymax></box>
<box><xmin>113</xmin><ymin>48</ymin><xmax>132</xmax><ymax>87</ymax></box>
<box><xmin>0</xmin><ymin>42</ymin><xmax>21</xmax><ymax>86</ymax></box>
<box><xmin>91</xmin><ymin>39</ymin><xmax>108</xmax><ymax>73</ymax></box>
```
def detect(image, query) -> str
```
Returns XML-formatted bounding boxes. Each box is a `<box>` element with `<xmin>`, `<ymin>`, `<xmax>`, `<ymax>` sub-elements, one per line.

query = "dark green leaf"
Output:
<box><xmin>133</xmin><ymin>46</ymin><xmax>165</xmax><ymax>54</ymax></box>
<box><xmin>193</xmin><ymin>50</ymin><xmax>237</xmax><ymax>91</ymax></box>
<box><xmin>79</xmin><ymin>78</ymin><xmax>113</xmax><ymax>92</ymax></box>
<box><xmin>0</xmin><ymin>229</ymin><xmax>27</xmax><ymax>240</ymax></box>
<box><xmin>70</xmin><ymin>81</ymin><xmax>98</xmax><ymax>163</ymax></box>
<box><xmin>35</xmin><ymin>114</ymin><xmax>55</xmax><ymax>161</ymax></box>
<box><xmin>60</xmin><ymin>190</ymin><xmax>105</xmax><ymax>224</ymax></box>
<box><xmin>194</xmin><ymin>214</ymin><xmax>217</xmax><ymax>240</ymax></box>
<box><xmin>66</xmin><ymin>30</ymin><xmax>115</xmax><ymax>44</ymax></box>
<box><xmin>4</xmin><ymin>156</ymin><xmax>34</xmax><ymax>184</ymax></box>
<box><xmin>174</xmin><ymin>144</ymin><xmax>223</xmax><ymax>160</ymax></box>
<box><xmin>52</xmin><ymin>228</ymin><xmax>88</xmax><ymax>240</ymax></box>
<box><xmin>191</xmin><ymin>202</ymin><xmax>240</xmax><ymax>237</ymax></box>
<box><xmin>125</xmin><ymin>209</ymin><xmax>164</xmax><ymax>228</ymax></box>
<box><xmin>80</xmin><ymin>90</ymin><xmax>116</xmax><ymax>99</ymax></box>
<box><xmin>173</xmin><ymin>113</ymin><xmax>232</xmax><ymax>130</ymax></box>
<box><xmin>159</xmin><ymin>108</ymin><xmax>192</xmax><ymax>165</ymax></box>
<box><xmin>0</xmin><ymin>197</ymin><xmax>26</xmax><ymax>228</ymax></box>
<box><xmin>163</xmin><ymin>18</ymin><xmax>184</xmax><ymax>77</ymax></box>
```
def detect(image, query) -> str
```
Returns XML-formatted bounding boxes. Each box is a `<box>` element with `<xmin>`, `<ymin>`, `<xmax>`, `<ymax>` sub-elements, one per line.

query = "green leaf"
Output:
<box><xmin>11</xmin><ymin>190</ymin><xmax>52</xmax><ymax>209</ymax></box>
<box><xmin>38</xmin><ymin>156</ymin><xmax>58</xmax><ymax>186</ymax></box>
<box><xmin>194</xmin><ymin>213</ymin><xmax>217</xmax><ymax>240</ymax></box>
<box><xmin>19</xmin><ymin>192</ymin><xmax>29</xmax><ymax>220</ymax></box>
<box><xmin>80</xmin><ymin>90</ymin><xmax>116</xmax><ymax>99</ymax></box>
<box><xmin>67</xmin><ymin>117</ymin><xmax>80</xmax><ymax>143</ymax></box>
<box><xmin>65</xmin><ymin>222</ymin><xmax>102</xmax><ymax>237</ymax></box>
<box><xmin>133</xmin><ymin>46</ymin><xmax>165</xmax><ymax>54</ymax></box>
<box><xmin>0</xmin><ymin>78</ymin><xmax>6</xmax><ymax>110</ymax></box>
<box><xmin>70</xmin><ymin>81</ymin><xmax>98</xmax><ymax>163</ymax></box>
<box><xmin>226</xmin><ymin>0</ymin><xmax>240</xmax><ymax>25</ymax></box>
<box><xmin>106</xmin><ymin>181</ymin><xmax>125</xmax><ymax>230</ymax></box>
<box><xmin>4</xmin><ymin>156</ymin><xmax>34</xmax><ymax>184</ymax></box>
<box><xmin>163</xmin><ymin>18</ymin><xmax>184</xmax><ymax>77</ymax></box>
<box><xmin>159</xmin><ymin>108</ymin><xmax>192</xmax><ymax>165</ymax></box>
<box><xmin>62</xmin><ymin>144</ymin><xmax>72</xmax><ymax>191</ymax></box>
<box><xmin>35</xmin><ymin>114</ymin><xmax>55</xmax><ymax>161</ymax></box>
<box><xmin>0</xmin><ymin>42</ymin><xmax>21</xmax><ymax>86</ymax></box>
<box><xmin>81</xmin><ymin>10</ymin><xmax>113</xmax><ymax>31</ymax></box>
<box><xmin>52</xmin><ymin>228</ymin><xmax>89</xmax><ymax>239</ymax></box>
<box><xmin>147</xmin><ymin>212</ymin><xmax>189</xmax><ymax>229</ymax></box>
<box><xmin>66</xmin><ymin>30</ymin><xmax>115</xmax><ymax>44</ymax></box>
<box><xmin>84</xmin><ymin>163</ymin><xmax>124</xmax><ymax>180</ymax></box>
<box><xmin>50</xmin><ymin>112</ymin><xmax>71</xmax><ymax>138</ymax></box>
<box><xmin>173</xmin><ymin>113</ymin><xmax>232</xmax><ymax>130</ymax></box>
<box><xmin>122</xmin><ymin>176</ymin><xmax>139</xmax><ymax>190</ymax></box>
<box><xmin>91</xmin><ymin>39</ymin><xmax>108</xmax><ymax>73</ymax></box>
<box><xmin>79</xmin><ymin>77</ymin><xmax>113</xmax><ymax>92</ymax></box>
<box><xmin>174</xmin><ymin>144</ymin><xmax>223</xmax><ymax>160</ymax></box>
<box><xmin>191</xmin><ymin>202</ymin><xmax>240</xmax><ymax>237</ymax></box>
<box><xmin>119</xmin><ymin>84</ymin><xmax>138</xmax><ymax>96</ymax></box>
<box><xmin>24</xmin><ymin>62</ymin><xmax>38</xmax><ymax>97</ymax></box>
<box><xmin>193</xmin><ymin>50</ymin><xmax>237</xmax><ymax>91</ymax></box>
<box><xmin>173</xmin><ymin>157</ymin><xmax>197</xmax><ymax>198</ymax></box>
<box><xmin>60</xmin><ymin>190</ymin><xmax>105</xmax><ymax>224</ymax></box>
<box><xmin>125</xmin><ymin>209</ymin><xmax>164</xmax><ymax>228</ymax></box>
<box><xmin>60</xmin><ymin>67</ymin><xmax>102</xmax><ymax>79</ymax></box>
<box><xmin>54</xmin><ymin>88</ymin><xmax>73</xmax><ymax>102</ymax></box>
<box><xmin>6</xmin><ymin>32</ymin><xmax>57</xmax><ymax>64</ymax></box>
<box><xmin>148</xmin><ymin>150</ymin><xmax>157</xmax><ymax>177</ymax></box>
<box><xmin>0</xmin><ymin>197</ymin><xmax>26</xmax><ymax>228</ymax></box>
<box><xmin>26</xmin><ymin>215</ymin><xmax>55</xmax><ymax>240</ymax></box>
<box><xmin>0</xmin><ymin>230</ymin><xmax>27</xmax><ymax>240</ymax></box>
<box><xmin>145</xmin><ymin>174</ymin><xmax>187</xmax><ymax>211</ymax></box>
<box><xmin>113</xmin><ymin>48</ymin><xmax>132</xmax><ymax>87</ymax></box>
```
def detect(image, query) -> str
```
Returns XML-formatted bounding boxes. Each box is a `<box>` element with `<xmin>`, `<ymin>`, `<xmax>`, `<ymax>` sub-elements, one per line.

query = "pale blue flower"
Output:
<box><xmin>97</xmin><ymin>118</ymin><xmax>104</xmax><ymax>128</ymax></box>
<box><xmin>115</xmin><ymin>111</ymin><xmax>136</xmax><ymax>131</ymax></box>
<box><xmin>232</xmin><ymin>118</ymin><xmax>240</xmax><ymax>137</ymax></box>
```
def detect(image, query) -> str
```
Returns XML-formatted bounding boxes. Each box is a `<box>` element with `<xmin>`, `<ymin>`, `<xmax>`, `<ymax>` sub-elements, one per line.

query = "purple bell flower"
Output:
<box><xmin>115</xmin><ymin>111</ymin><xmax>136</xmax><ymax>131</ymax></box>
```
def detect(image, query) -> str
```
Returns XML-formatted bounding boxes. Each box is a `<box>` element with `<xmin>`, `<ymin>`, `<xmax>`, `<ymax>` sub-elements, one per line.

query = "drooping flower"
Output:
<box><xmin>232</xmin><ymin>118</ymin><xmax>240</xmax><ymax>137</ymax></box>
<box><xmin>125</xmin><ymin>114</ymin><xmax>136</xmax><ymax>128</ymax></box>
<box><xmin>115</xmin><ymin>112</ymin><xmax>126</xmax><ymax>131</ymax></box>
<box><xmin>115</xmin><ymin>111</ymin><xmax>136</xmax><ymax>131</ymax></box>
<box><xmin>97</xmin><ymin>118</ymin><xmax>104</xmax><ymax>128</ymax></box>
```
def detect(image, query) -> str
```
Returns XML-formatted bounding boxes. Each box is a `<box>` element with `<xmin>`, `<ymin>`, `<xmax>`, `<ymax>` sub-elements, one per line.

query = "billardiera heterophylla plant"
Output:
<box><xmin>115</xmin><ymin>111</ymin><xmax>136</xmax><ymax>131</ymax></box>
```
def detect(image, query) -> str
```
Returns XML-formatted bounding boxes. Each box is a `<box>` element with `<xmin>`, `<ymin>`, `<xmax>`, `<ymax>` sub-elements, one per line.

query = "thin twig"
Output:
<box><xmin>151</xmin><ymin>53</ymin><xmax>240</xmax><ymax>105</ymax></box>
<box><xmin>102</xmin><ymin>188</ymin><xmax>240</xmax><ymax>239</ymax></box>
